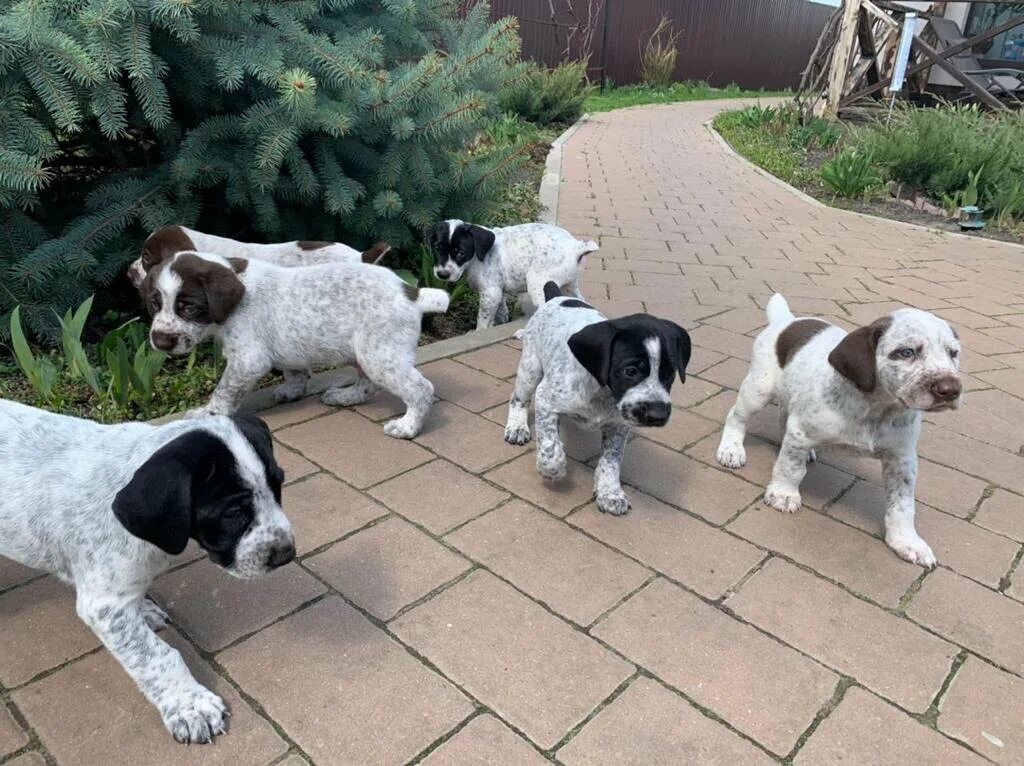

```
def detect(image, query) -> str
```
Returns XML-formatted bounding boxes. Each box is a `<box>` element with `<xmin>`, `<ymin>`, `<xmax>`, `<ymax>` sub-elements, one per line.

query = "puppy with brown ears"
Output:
<box><xmin>715</xmin><ymin>294</ymin><xmax>962</xmax><ymax>566</ymax></box>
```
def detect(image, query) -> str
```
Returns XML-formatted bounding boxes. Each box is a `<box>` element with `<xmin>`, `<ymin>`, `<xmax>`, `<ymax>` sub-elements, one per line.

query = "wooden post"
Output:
<box><xmin>824</xmin><ymin>0</ymin><xmax>863</xmax><ymax>118</ymax></box>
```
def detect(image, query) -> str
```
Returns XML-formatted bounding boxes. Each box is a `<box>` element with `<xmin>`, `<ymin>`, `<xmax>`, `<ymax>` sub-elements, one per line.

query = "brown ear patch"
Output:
<box><xmin>401</xmin><ymin>283</ymin><xmax>420</xmax><ymax>303</ymax></box>
<box><xmin>142</xmin><ymin>225</ymin><xmax>194</xmax><ymax>270</ymax></box>
<box><xmin>828</xmin><ymin>316</ymin><xmax>893</xmax><ymax>393</ymax></box>
<box><xmin>298</xmin><ymin>240</ymin><xmax>332</xmax><ymax>251</ymax></box>
<box><xmin>170</xmin><ymin>254</ymin><xmax>246</xmax><ymax>324</ymax></box>
<box><xmin>776</xmin><ymin>319</ymin><xmax>829</xmax><ymax>368</ymax></box>
<box><xmin>362</xmin><ymin>242</ymin><xmax>391</xmax><ymax>264</ymax></box>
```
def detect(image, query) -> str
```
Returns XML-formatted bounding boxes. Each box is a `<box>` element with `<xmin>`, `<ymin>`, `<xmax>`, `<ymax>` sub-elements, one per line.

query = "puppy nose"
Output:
<box><xmin>266</xmin><ymin>543</ymin><xmax>296</xmax><ymax>570</ymax></box>
<box><xmin>930</xmin><ymin>377</ymin><xmax>962</xmax><ymax>401</ymax></box>
<box><xmin>434</xmin><ymin>267</ymin><xmax>450</xmax><ymax>280</ymax></box>
<box><xmin>150</xmin><ymin>331</ymin><xmax>177</xmax><ymax>351</ymax></box>
<box><xmin>633</xmin><ymin>401</ymin><xmax>671</xmax><ymax>426</ymax></box>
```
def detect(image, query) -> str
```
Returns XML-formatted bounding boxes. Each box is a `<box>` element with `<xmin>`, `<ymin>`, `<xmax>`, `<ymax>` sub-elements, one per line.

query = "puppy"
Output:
<box><xmin>127</xmin><ymin>224</ymin><xmax>390</xmax><ymax>288</ymax></box>
<box><xmin>715</xmin><ymin>294</ymin><xmax>962</xmax><ymax>566</ymax></box>
<box><xmin>504</xmin><ymin>283</ymin><xmax>691</xmax><ymax>514</ymax></box>
<box><xmin>429</xmin><ymin>220</ymin><xmax>598</xmax><ymax>329</ymax></box>
<box><xmin>0</xmin><ymin>401</ymin><xmax>293</xmax><ymax>743</ymax></box>
<box><xmin>140</xmin><ymin>252</ymin><xmax>448</xmax><ymax>438</ymax></box>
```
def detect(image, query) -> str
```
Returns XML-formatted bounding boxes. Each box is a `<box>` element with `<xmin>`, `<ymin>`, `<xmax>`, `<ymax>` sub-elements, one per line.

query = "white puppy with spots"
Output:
<box><xmin>716</xmin><ymin>293</ymin><xmax>962</xmax><ymax>566</ymax></box>
<box><xmin>505</xmin><ymin>283</ymin><xmax>691</xmax><ymax>515</ymax></box>
<box><xmin>0</xmin><ymin>402</ymin><xmax>294</xmax><ymax>743</ymax></box>
<box><xmin>429</xmin><ymin>220</ymin><xmax>598</xmax><ymax>329</ymax></box>
<box><xmin>140</xmin><ymin>252</ymin><xmax>448</xmax><ymax>438</ymax></box>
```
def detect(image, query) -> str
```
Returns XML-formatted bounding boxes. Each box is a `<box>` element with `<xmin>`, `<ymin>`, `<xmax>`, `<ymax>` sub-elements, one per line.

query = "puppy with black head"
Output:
<box><xmin>504</xmin><ymin>283</ymin><xmax>691</xmax><ymax>515</ymax></box>
<box><xmin>428</xmin><ymin>220</ymin><xmax>598</xmax><ymax>330</ymax></box>
<box><xmin>0</xmin><ymin>401</ymin><xmax>294</xmax><ymax>744</ymax></box>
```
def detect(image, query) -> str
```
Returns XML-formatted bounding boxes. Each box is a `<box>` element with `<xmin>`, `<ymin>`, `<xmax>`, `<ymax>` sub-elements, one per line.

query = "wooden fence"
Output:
<box><xmin>488</xmin><ymin>0</ymin><xmax>834</xmax><ymax>90</ymax></box>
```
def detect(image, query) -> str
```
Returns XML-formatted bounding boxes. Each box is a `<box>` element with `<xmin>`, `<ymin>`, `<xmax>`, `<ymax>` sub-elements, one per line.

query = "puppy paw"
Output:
<box><xmin>504</xmin><ymin>425</ymin><xmax>531</xmax><ymax>445</ymax></box>
<box><xmin>537</xmin><ymin>456</ymin><xmax>567</xmax><ymax>481</ymax></box>
<box><xmin>596</xmin><ymin>491</ymin><xmax>631</xmax><ymax>516</ymax></box>
<box><xmin>321</xmin><ymin>384</ymin><xmax>374</xmax><ymax>408</ymax></box>
<box><xmin>807</xmin><ymin>449</ymin><xmax>817</xmax><ymax>463</ymax></box>
<box><xmin>764</xmin><ymin>484</ymin><xmax>802</xmax><ymax>513</ymax></box>
<box><xmin>161</xmin><ymin>686</ymin><xmax>228</xmax><ymax>744</ymax></box>
<box><xmin>512</xmin><ymin>329</ymin><xmax>525</xmax><ymax>341</ymax></box>
<box><xmin>886</xmin><ymin>532</ymin><xmax>937</xmax><ymax>568</ymax></box>
<box><xmin>272</xmin><ymin>382</ymin><xmax>306</xmax><ymax>404</ymax></box>
<box><xmin>141</xmin><ymin>598</ymin><xmax>168</xmax><ymax>631</ymax></box>
<box><xmin>383</xmin><ymin>416</ymin><xmax>420</xmax><ymax>440</ymax></box>
<box><xmin>716</xmin><ymin>441</ymin><xmax>747</xmax><ymax>469</ymax></box>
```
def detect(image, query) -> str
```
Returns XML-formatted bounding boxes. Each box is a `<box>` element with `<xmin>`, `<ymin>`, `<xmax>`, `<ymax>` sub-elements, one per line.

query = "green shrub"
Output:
<box><xmin>790</xmin><ymin>117</ymin><xmax>841</xmax><ymax>151</ymax></box>
<box><xmin>820</xmin><ymin>150</ymin><xmax>880</xmax><ymax>198</ymax></box>
<box><xmin>736</xmin><ymin>105</ymin><xmax>779</xmax><ymax>129</ymax></box>
<box><xmin>0</xmin><ymin>1</ymin><xmax>527</xmax><ymax>343</ymax></box>
<box><xmin>499</xmin><ymin>60</ymin><xmax>591</xmax><ymax>126</ymax></box>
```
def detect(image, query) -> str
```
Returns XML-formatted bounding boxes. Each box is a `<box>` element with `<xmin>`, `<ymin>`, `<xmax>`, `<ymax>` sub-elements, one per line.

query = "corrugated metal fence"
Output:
<box><xmin>489</xmin><ymin>0</ymin><xmax>833</xmax><ymax>90</ymax></box>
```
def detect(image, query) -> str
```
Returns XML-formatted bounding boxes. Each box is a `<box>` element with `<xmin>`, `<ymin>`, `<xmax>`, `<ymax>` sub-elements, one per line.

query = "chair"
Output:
<box><xmin>923</xmin><ymin>17</ymin><xmax>1024</xmax><ymax>105</ymax></box>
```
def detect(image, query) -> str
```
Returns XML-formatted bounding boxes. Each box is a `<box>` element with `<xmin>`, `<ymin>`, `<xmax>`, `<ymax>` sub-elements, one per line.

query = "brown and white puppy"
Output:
<box><xmin>127</xmin><ymin>225</ymin><xmax>389</xmax><ymax>288</ymax></box>
<box><xmin>141</xmin><ymin>251</ymin><xmax>449</xmax><ymax>438</ymax></box>
<box><xmin>715</xmin><ymin>293</ymin><xmax>962</xmax><ymax>567</ymax></box>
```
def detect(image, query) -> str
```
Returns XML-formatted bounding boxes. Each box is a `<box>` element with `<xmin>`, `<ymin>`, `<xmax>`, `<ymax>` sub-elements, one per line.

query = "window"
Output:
<box><xmin>965</xmin><ymin>2</ymin><xmax>1024</xmax><ymax>64</ymax></box>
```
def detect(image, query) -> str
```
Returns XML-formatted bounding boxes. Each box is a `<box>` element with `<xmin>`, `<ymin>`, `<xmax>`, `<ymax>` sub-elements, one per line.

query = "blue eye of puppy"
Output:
<box><xmin>891</xmin><ymin>347</ymin><xmax>916</xmax><ymax>360</ymax></box>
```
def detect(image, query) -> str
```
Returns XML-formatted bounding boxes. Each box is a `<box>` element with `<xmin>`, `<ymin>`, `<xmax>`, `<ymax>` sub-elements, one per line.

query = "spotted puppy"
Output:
<box><xmin>505</xmin><ymin>284</ymin><xmax>691</xmax><ymax>514</ymax></box>
<box><xmin>429</xmin><ymin>220</ymin><xmax>598</xmax><ymax>329</ymax></box>
<box><xmin>716</xmin><ymin>294</ymin><xmax>962</xmax><ymax>566</ymax></box>
<box><xmin>142</xmin><ymin>252</ymin><xmax>448</xmax><ymax>438</ymax></box>
<box><xmin>127</xmin><ymin>224</ymin><xmax>390</xmax><ymax>288</ymax></box>
<box><xmin>0</xmin><ymin>400</ymin><xmax>294</xmax><ymax>743</ymax></box>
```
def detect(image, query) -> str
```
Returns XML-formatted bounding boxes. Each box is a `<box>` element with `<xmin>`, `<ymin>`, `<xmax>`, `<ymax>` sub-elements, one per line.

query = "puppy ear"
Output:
<box><xmin>428</xmin><ymin>223</ymin><xmax>449</xmax><ymax>251</ymax></box>
<box><xmin>467</xmin><ymin>225</ymin><xmax>496</xmax><ymax>261</ymax></box>
<box><xmin>659</xmin><ymin>319</ymin><xmax>692</xmax><ymax>383</ymax></box>
<box><xmin>142</xmin><ymin>225</ymin><xmax>194</xmax><ymax>270</ymax></box>
<box><xmin>230</xmin><ymin>414</ymin><xmax>284</xmax><ymax>491</ymax></box>
<box><xmin>568</xmin><ymin>321</ymin><xmax>617</xmax><ymax>387</ymax></box>
<box><xmin>828</xmin><ymin>317</ymin><xmax>892</xmax><ymax>392</ymax></box>
<box><xmin>112</xmin><ymin>432</ymin><xmax>217</xmax><ymax>554</ymax></box>
<box><xmin>204</xmin><ymin>265</ymin><xmax>246</xmax><ymax>323</ymax></box>
<box><xmin>543</xmin><ymin>281</ymin><xmax>563</xmax><ymax>302</ymax></box>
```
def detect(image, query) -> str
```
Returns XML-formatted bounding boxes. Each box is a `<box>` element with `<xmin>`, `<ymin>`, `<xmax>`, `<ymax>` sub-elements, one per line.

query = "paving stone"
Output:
<box><xmin>686</xmin><ymin>393</ymin><xmax>783</xmax><ymax>442</ymax></box>
<box><xmin>420</xmin><ymin>714</ymin><xmax>547</xmax><ymax>766</ymax></box>
<box><xmin>593</xmin><ymin>578</ymin><xmax>837</xmax><ymax>756</ymax></box>
<box><xmin>728</xmin><ymin>559</ymin><xmax>957</xmax><ymax>712</ymax></box>
<box><xmin>697</xmin><ymin>357</ymin><xmax>751</xmax><ymax>390</ymax></box>
<box><xmin>306</xmin><ymin>517</ymin><xmax>469</xmax><ymax>620</ymax></box>
<box><xmin>273</xmin><ymin>442</ymin><xmax>317</xmax><ymax>484</ymax></box>
<box><xmin>219</xmin><ymin>597</ymin><xmax>472</xmax><ymax>764</ymax></box>
<box><xmin>447</xmin><ymin>500</ymin><xmax>649</xmax><ymax>625</ymax></box>
<box><xmin>973</xmin><ymin>489</ymin><xmax>1024</xmax><ymax>542</ymax></box>
<box><xmin>570</xmin><ymin>492</ymin><xmax>763</xmax><ymax>599</ymax></box>
<box><xmin>13</xmin><ymin>628</ymin><xmax>286</xmax><ymax>766</ymax></box>
<box><xmin>276</xmin><ymin>411</ymin><xmax>432</xmax><ymax>489</ymax></box>
<box><xmin>728</xmin><ymin>505</ymin><xmax>923</xmax><ymax>606</ymax></box>
<box><xmin>282</xmin><ymin>473</ymin><xmax>388</xmax><ymax>555</ymax></box>
<box><xmin>557</xmin><ymin>677</ymin><xmax>775</xmax><ymax>766</ymax></box>
<box><xmin>484</xmin><ymin>452</ymin><xmax>595</xmax><ymax>517</ymax></box>
<box><xmin>3</xmin><ymin>754</ymin><xmax>44</xmax><ymax>766</ymax></box>
<box><xmin>640</xmin><ymin>408</ymin><xmax>719</xmax><ymax>452</ymax></box>
<box><xmin>0</xmin><ymin>705</ymin><xmax>28</xmax><ymax>757</ymax></box>
<box><xmin>260</xmin><ymin>398</ymin><xmax>332</xmax><ymax>430</ymax></box>
<box><xmin>916</xmin><ymin>428</ymin><xmax>1024</xmax><ymax>496</ymax></box>
<box><xmin>619</xmin><ymin>439</ymin><xmax>763</xmax><ymax>524</ymax></box>
<box><xmin>370</xmin><ymin>459</ymin><xmax>509</xmax><ymax>534</ymax></box>
<box><xmin>0</xmin><ymin>557</ymin><xmax>39</xmax><ymax>592</ymax></box>
<box><xmin>907</xmin><ymin>568</ymin><xmax>1024</xmax><ymax>673</ymax></box>
<box><xmin>455</xmin><ymin>344</ymin><xmax>525</xmax><ymax>381</ymax></box>
<box><xmin>939</xmin><ymin>656</ymin><xmax>1024</xmax><ymax>763</ymax></box>
<box><xmin>670</xmin><ymin>377</ymin><xmax>721</xmax><ymax>408</ymax></box>
<box><xmin>152</xmin><ymin>558</ymin><xmax>326</xmax><ymax>651</ymax></box>
<box><xmin>415</xmin><ymin>402</ymin><xmax>514</xmax><ymax>474</ymax></box>
<box><xmin>0</xmin><ymin>577</ymin><xmax>99</xmax><ymax>687</ymax></box>
<box><xmin>421</xmin><ymin>359</ymin><xmax>511</xmax><ymax>412</ymax></box>
<box><xmin>794</xmin><ymin>687</ymin><xmax>985</xmax><ymax>765</ymax></box>
<box><xmin>391</xmin><ymin>571</ymin><xmax>633</xmax><ymax>749</ymax></box>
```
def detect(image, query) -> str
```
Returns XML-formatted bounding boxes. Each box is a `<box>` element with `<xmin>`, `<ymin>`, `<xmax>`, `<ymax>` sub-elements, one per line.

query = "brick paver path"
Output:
<box><xmin>3</xmin><ymin>100</ymin><xmax>1024</xmax><ymax>765</ymax></box>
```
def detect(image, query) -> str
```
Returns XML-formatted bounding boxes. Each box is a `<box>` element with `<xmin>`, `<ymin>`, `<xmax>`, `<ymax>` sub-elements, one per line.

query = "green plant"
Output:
<box><xmin>962</xmin><ymin>166</ymin><xmax>984</xmax><ymax>208</ymax></box>
<box><xmin>820</xmin><ymin>150</ymin><xmax>881</xmax><ymax>198</ymax></box>
<box><xmin>99</xmin><ymin>319</ymin><xmax>167</xmax><ymax>414</ymax></box>
<box><xmin>736</xmin><ymin>105</ymin><xmax>779</xmax><ymax>129</ymax></box>
<box><xmin>0</xmin><ymin>1</ymin><xmax>527</xmax><ymax>343</ymax></box>
<box><xmin>8</xmin><ymin>306</ymin><xmax>59</xmax><ymax>403</ymax></box>
<box><xmin>499</xmin><ymin>60</ymin><xmax>591</xmax><ymax>127</ymax></box>
<box><xmin>990</xmin><ymin>180</ymin><xmax>1024</xmax><ymax>227</ymax></box>
<box><xmin>790</xmin><ymin>117</ymin><xmax>841</xmax><ymax>151</ymax></box>
<box><xmin>56</xmin><ymin>296</ymin><xmax>102</xmax><ymax>396</ymax></box>
<box><xmin>640</xmin><ymin>15</ymin><xmax>682</xmax><ymax>89</ymax></box>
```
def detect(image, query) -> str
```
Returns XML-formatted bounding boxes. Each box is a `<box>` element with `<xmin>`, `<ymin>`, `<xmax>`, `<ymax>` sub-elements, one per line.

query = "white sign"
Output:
<box><xmin>891</xmin><ymin>12</ymin><xmax>918</xmax><ymax>92</ymax></box>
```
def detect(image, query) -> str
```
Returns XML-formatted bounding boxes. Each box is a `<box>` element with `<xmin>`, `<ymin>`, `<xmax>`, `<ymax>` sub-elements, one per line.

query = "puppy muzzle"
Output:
<box><xmin>623</xmin><ymin>400</ymin><xmax>672</xmax><ymax>427</ymax></box>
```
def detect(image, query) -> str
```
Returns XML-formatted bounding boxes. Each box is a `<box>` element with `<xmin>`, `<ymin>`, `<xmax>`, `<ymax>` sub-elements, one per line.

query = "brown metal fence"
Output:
<box><xmin>489</xmin><ymin>0</ymin><xmax>834</xmax><ymax>90</ymax></box>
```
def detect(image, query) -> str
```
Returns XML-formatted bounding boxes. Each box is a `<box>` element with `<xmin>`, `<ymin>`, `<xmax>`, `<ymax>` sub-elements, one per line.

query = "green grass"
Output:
<box><xmin>584</xmin><ymin>81</ymin><xmax>791</xmax><ymax>113</ymax></box>
<box><xmin>713</xmin><ymin>107</ymin><xmax>818</xmax><ymax>188</ymax></box>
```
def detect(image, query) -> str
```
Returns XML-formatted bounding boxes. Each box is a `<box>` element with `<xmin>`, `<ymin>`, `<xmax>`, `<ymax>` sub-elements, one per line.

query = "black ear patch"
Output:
<box><xmin>465</xmin><ymin>224</ymin><xmax>495</xmax><ymax>261</ymax></box>
<box><xmin>544</xmin><ymin>281</ymin><xmax>563</xmax><ymax>302</ymax></box>
<box><xmin>568</xmin><ymin>321</ymin><xmax>618</xmax><ymax>386</ymax></box>
<box><xmin>231</xmin><ymin>414</ymin><xmax>284</xmax><ymax>501</ymax></box>
<box><xmin>112</xmin><ymin>431</ymin><xmax>227</xmax><ymax>554</ymax></box>
<box><xmin>428</xmin><ymin>222</ymin><xmax>450</xmax><ymax>254</ymax></box>
<box><xmin>656</xmin><ymin>318</ymin><xmax>691</xmax><ymax>383</ymax></box>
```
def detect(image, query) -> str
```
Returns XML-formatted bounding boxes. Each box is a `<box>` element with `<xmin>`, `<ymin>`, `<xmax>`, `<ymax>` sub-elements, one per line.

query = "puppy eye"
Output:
<box><xmin>891</xmin><ymin>347</ymin><xmax>916</xmax><ymax>360</ymax></box>
<box><xmin>178</xmin><ymin>302</ymin><xmax>199</xmax><ymax>319</ymax></box>
<box><xmin>623</xmin><ymin>366</ymin><xmax>640</xmax><ymax>378</ymax></box>
<box><xmin>949</xmin><ymin>348</ymin><xmax>959</xmax><ymax>359</ymax></box>
<box><xmin>148</xmin><ymin>292</ymin><xmax>161</xmax><ymax>311</ymax></box>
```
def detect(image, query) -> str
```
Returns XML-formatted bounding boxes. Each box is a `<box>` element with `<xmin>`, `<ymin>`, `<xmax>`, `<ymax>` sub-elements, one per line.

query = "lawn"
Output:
<box><xmin>585</xmin><ymin>81</ymin><xmax>791</xmax><ymax>113</ymax></box>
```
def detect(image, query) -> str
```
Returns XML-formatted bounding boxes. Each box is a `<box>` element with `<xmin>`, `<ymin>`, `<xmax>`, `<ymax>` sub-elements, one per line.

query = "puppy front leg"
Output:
<box><xmin>476</xmin><ymin>287</ymin><xmax>503</xmax><ymax>330</ymax></box>
<box><xmin>273</xmin><ymin>369</ymin><xmax>309</xmax><ymax>404</ymax></box>
<box><xmin>533</xmin><ymin>388</ymin><xmax>566</xmax><ymax>481</ymax></box>
<box><xmin>594</xmin><ymin>424</ymin><xmax>631</xmax><ymax>515</ymax></box>
<box><xmin>76</xmin><ymin>593</ymin><xmax>227</xmax><ymax>743</ymax></box>
<box><xmin>765</xmin><ymin>423</ymin><xmax>812</xmax><ymax>513</ymax></box>
<box><xmin>881</xmin><ymin>452</ymin><xmax>936</xmax><ymax>567</ymax></box>
<box><xmin>189</xmin><ymin>357</ymin><xmax>267</xmax><ymax>418</ymax></box>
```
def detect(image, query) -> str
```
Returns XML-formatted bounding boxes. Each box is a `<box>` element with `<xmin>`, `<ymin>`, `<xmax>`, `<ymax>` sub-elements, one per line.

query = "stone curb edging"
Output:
<box><xmin>705</xmin><ymin>115</ymin><xmax>1024</xmax><ymax>252</ymax></box>
<box><xmin>539</xmin><ymin>114</ymin><xmax>590</xmax><ymax>225</ymax></box>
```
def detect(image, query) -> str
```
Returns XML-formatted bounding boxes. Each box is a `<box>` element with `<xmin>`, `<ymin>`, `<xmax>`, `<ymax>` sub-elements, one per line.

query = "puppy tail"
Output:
<box><xmin>417</xmin><ymin>287</ymin><xmax>450</xmax><ymax>314</ymax></box>
<box><xmin>766</xmin><ymin>293</ymin><xmax>793</xmax><ymax>324</ymax></box>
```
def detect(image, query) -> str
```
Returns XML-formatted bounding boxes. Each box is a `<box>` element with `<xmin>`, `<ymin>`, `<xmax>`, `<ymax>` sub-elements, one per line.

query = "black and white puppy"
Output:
<box><xmin>0</xmin><ymin>401</ymin><xmax>294</xmax><ymax>744</ymax></box>
<box><xmin>429</xmin><ymin>220</ymin><xmax>598</xmax><ymax>329</ymax></box>
<box><xmin>504</xmin><ymin>283</ymin><xmax>691</xmax><ymax>515</ymax></box>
